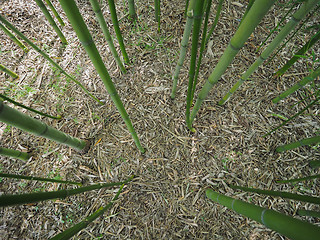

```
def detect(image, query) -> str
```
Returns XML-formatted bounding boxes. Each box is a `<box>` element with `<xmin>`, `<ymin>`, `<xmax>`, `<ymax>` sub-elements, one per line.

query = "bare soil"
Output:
<box><xmin>0</xmin><ymin>0</ymin><xmax>319</xmax><ymax>239</ymax></box>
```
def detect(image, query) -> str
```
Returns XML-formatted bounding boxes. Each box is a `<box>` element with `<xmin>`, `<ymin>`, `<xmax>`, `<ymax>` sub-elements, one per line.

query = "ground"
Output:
<box><xmin>0</xmin><ymin>0</ymin><xmax>319</xmax><ymax>239</ymax></box>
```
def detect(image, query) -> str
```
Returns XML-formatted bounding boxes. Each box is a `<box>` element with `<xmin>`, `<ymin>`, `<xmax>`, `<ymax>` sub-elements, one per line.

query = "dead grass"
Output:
<box><xmin>0</xmin><ymin>0</ymin><xmax>319</xmax><ymax>239</ymax></box>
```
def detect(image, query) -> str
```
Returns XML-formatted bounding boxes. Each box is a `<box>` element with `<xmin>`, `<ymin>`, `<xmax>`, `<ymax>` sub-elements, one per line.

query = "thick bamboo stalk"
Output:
<box><xmin>272</xmin><ymin>65</ymin><xmax>320</xmax><ymax>103</ymax></box>
<box><xmin>34</xmin><ymin>0</ymin><xmax>67</xmax><ymax>44</ymax></box>
<box><xmin>89</xmin><ymin>0</ymin><xmax>126</xmax><ymax>73</ymax></box>
<box><xmin>276</xmin><ymin>29</ymin><xmax>320</xmax><ymax>76</ymax></box>
<box><xmin>206</xmin><ymin>189</ymin><xmax>320</xmax><ymax>240</ymax></box>
<box><xmin>44</xmin><ymin>0</ymin><xmax>65</xmax><ymax>27</ymax></box>
<box><xmin>218</xmin><ymin>0</ymin><xmax>320</xmax><ymax>105</ymax></box>
<box><xmin>298</xmin><ymin>209</ymin><xmax>320</xmax><ymax>218</ymax></box>
<box><xmin>0</xmin><ymin>14</ymin><xmax>103</xmax><ymax>105</ymax></box>
<box><xmin>58</xmin><ymin>0</ymin><xmax>145</xmax><ymax>153</ymax></box>
<box><xmin>0</xmin><ymin>147</ymin><xmax>30</xmax><ymax>161</ymax></box>
<box><xmin>229</xmin><ymin>184</ymin><xmax>320</xmax><ymax>204</ymax></box>
<box><xmin>0</xmin><ymin>172</ymin><xmax>82</xmax><ymax>186</ymax></box>
<box><xmin>0</xmin><ymin>101</ymin><xmax>87</xmax><ymax>151</ymax></box>
<box><xmin>50</xmin><ymin>184</ymin><xmax>125</xmax><ymax>240</ymax></box>
<box><xmin>277</xmin><ymin>174</ymin><xmax>320</xmax><ymax>184</ymax></box>
<box><xmin>0</xmin><ymin>22</ymin><xmax>29</xmax><ymax>53</ymax></box>
<box><xmin>0</xmin><ymin>63</ymin><xmax>19</xmax><ymax>79</ymax></box>
<box><xmin>154</xmin><ymin>0</ymin><xmax>160</xmax><ymax>32</ymax></box>
<box><xmin>0</xmin><ymin>176</ymin><xmax>133</xmax><ymax>207</ymax></box>
<box><xmin>171</xmin><ymin>0</ymin><xmax>194</xmax><ymax>99</ymax></box>
<box><xmin>107</xmin><ymin>0</ymin><xmax>130</xmax><ymax>64</ymax></box>
<box><xmin>0</xmin><ymin>93</ymin><xmax>61</xmax><ymax>119</ymax></box>
<box><xmin>276</xmin><ymin>136</ymin><xmax>320</xmax><ymax>152</ymax></box>
<box><xmin>128</xmin><ymin>0</ymin><xmax>137</xmax><ymax>21</ymax></box>
<box><xmin>190</xmin><ymin>0</ymin><xmax>276</xmax><ymax>122</ymax></box>
<box><xmin>239</xmin><ymin>0</ymin><xmax>255</xmax><ymax>26</ymax></box>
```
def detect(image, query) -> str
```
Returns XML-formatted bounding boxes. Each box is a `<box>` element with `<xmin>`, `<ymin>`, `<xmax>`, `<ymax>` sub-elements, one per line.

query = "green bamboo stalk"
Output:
<box><xmin>107</xmin><ymin>0</ymin><xmax>130</xmax><ymax>64</ymax></box>
<box><xmin>0</xmin><ymin>176</ymin><xmax>133</xmax><ymax>207</ymax></box>
<box><xmin>239</xmin><ymin>0</ymin><xmax>255</xmax><ymax>27</ymax></box>
<box><xmin>50</xmin><ymin>184</ymin><xmax>125</xmax><ymax>240</ymax></box>
<box><xmin>309</xmin><ymin>160</ymin><xmax>320</xmax><ymax>169</ymax></box>
<box><xmin>34</xmin><ymin>0</ymin><xmax>67</xmax><ymax>44</ymax></box>
<box><xmin>0</xmin><ymin>147</ymin><xmax>30</xmax><ymax>161</ymax></box>
<box><xmin>0</xmin><ymin>172</ymin><xmax>82</xmax><ymax>186</ymax></box>
<box><xmin>0</xmin><ymin>22</ymin><xmax>29</xmax><ymax>53</ymax></box>
<box><xmin>218</xmin><ymin>0</ymin><xmax>320</xmax><ymax>106</ymax></box>
<box><xmin>204</xmin><ymin>0</ymin><xmax>223</xmax><ymax>46</ymax></box>
<box><xmin>171</xmin><ymin>0</ymin><xmax>195</xmax><ymax>99</ymax></box>
<box><xmin>190</xmin><ymin>0</ymin><xmax>276</xmax><ymax>122</ymax></box>
<box><xmin>0</xmin><ymin>63</ymin><xmax>19</xmax><ymax>79</ymax></box>
<box><xmin>229</xmin><ymin>184</ymin><xmax>320</xmax><ymax>204</ymax></box>
<box><xmin>276</xmin><ymin>29</ymin><xmax>320</xmax><ymax>76</ymax></box>
<box><xmin>0</xmin><ymin>93</ymin><xmax>61</xmax><ymax>119</ymax></box>
<box><xmin>185</xmin><ymin>0</ymin><xmax>190</xmax><ymax>18</ymax></box>
<box><xmin>276</xmin><ymin>136</ymin><xmax>320</xmax><ymax>152</ymax></box>
<box><xmin>58</xmin><ymin>0</ymin><xmax>145</xmax><ymax>153</ymax></box>
<box><xmin>89</xmin><ymin>0</ymin><xmax>126</xmax><ymax>73</ymax></box>
<box><xmin>127</xmin><ymin>0</ymin><xmax>137</xmax><ymax>21</ymax></box>
<box><xmin>0</xmin><ymin>14</ymin><xmax>103</xmax><ymax>105</ymax></box>
<box><xmin>44</xmin><ymin>0</ymin><xmax>65</xmax><ymax>27</ymax></box>
<box><xmin>186</xmin><ymin>0</ymin><xmax>205</xmax><ymax>130</ymax></box>
<box><xmin>272</xmin><ymin>65</ymin><xmax>320</xmax><ymax>103</ymax></box>
<box><xmin>206</xmin><ymin>189</ymin><xmax>320</xmax><ymax>240</ymax></box>
<box><xmin>277</xmin><ymin>174</ymin><xmax>320</xmax><ymax>184</ymax></box>
<box><xmin>0</xmin><ymin>100</ymin><xmax>87</xmax><ymax>151</ymax></box>
<box><xmin>154</xmin><ymin>0</ymin><xmax>160</xmax><ymax>33</ymax></box>
<box><xmin>298</xmin><ymin>209</ymin><xmax>320</xmax><ymax>218</ymax></box>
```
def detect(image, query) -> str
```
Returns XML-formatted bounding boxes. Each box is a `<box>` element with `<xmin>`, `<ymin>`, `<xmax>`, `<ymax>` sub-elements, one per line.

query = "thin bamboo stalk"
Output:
<box><xmin>34</xmin><ymin>0</ymin><xmax>67</xmax><ymax>44</ymax></box>
<box><xmin>206</xmin><ymin>189</ymin><xmax>320</xmax><ymax>240</ymax></box>
<box><xmin>58</xmin><ymin>0</ymin><xmax>145</xmax><ymax>153</ymax></box>
<box><xmin>50</xmin><ymin>184</ymin><xmax>125</xmax><ymax>240</ymax></box>
<box><xmin>276</xmin><ymin>29</ymin><xmax>320</xmax><ymax>76</ymax></box>
<box><xmin>298</xmin><ymin>209</ymin><xmax>320</xmax><ymax>218</ymax></box>
<box><xmin>0</xmin><ymin>63</ymin><xmax>19</xmax><ymax>79</ymax></box>
<box><xmin>204</xmin><ymin>0</ymin><xmax>223</xmax><ymax>46</ymax></box>
<box><xmin>44</xmin><ymin>0</ymin><xmax>65</xmax><ymax>27</ymax></box>
<box><xmin>218</xmin><ymin>0</ymin><xmax>320</xmax><ymax>106</ymax></box>
<box><xmin>0</xmin><ymin>93</ymin><xmax>61</xmax><ymax>119</ymax></box>
<box><xmin>0</xmin><ymin>147</ymin><xmax>30</xmax><ymax>161</ymax></box>
<box><xmin>0</xmin><ymin>22</ymin><xmax>29</xmax><ymax>53</ymax></box>
<box><xmin>107</xmin><ymin>0</ymin><xmax>130</xmax><ymax>64</ymax></box>
<box><xmin>171</xmin><ymin>0</ymin><xmax>195</xmax><ymax>99</ymax></box>
<box><xmin>190</xmin><ymin>0</ymin><xmax>276</xmax><ymax>122</ymax></box>
<box><xmin>276</xmin><ymin>136</ymin><xmax>320</xmax><ymax>152</ymax></box>
<box><xmin>185</xmin><ymin>0</ymin><xmax>190</xmax><ymax>18</ymax></box>
<box><xmin>0</xmin><ymin>14</ymin><xmax>103</xmax><ymax>105</ymax></box>
<box><xmin>0</xmin><ymin>176</ymin><xmax>133</xmax><ymax>207</ymax></box>
<box><xmin>0</xmin><ymin>100</ymin><xmax>87</xmax><ymax>151</ymax></box>
<box><xmin>154</xmin><ymin>0</ymin><xmax>160</xmax><ymax>33</ymax></box>
<box><xmin>128</xmin><ymin>0</ymin><xmax>137</xmax><ymax>21</ymax></box>
<box><xmin>89</xmin><ymin>0</ymin><xmax>126</xmax><ymax>73</ymax></box>
<box><xmin>0</xmin><ymin>172</ymin><xmax>82</xmax><ymax>186</ymax></box>
<box><xmin>186</xmin><ymin>0</ymin><xmax>205</xmax><ymax>130</ymax></box>
<box><xmin>229</xmin><ymin>184</ymin><xmax>320</xmax><ymax>204</ymax></box>
<box><xmin>277</xmin><ymin>174</ymin><xmax>320</xmax><ymax>184</ymax></box>
<box><xmin>272</xmin><ymin>65</ymin><xmax>320</xmax><ymax>103</ymax></box>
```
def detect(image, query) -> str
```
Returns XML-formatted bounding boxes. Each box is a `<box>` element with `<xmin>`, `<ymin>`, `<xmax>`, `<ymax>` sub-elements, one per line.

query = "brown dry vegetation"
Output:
<box><xmin>0</xmin><ymin>0</ymin><xmax>319</xmax><ymax>239</ymax></box>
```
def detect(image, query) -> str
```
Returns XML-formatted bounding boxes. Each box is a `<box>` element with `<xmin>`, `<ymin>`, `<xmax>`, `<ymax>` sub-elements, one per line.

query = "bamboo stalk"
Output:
<box><xmin>0</xmin><ymin>93</ymin><xmax>61</xmax><ymax>119</ymax></box>
<box><xmin>190</xmin><ymin>0</ymin><xmax>276</xmax><ymax>122</ymax></box>
<box><xmin>0</xmin><ymin>100</ymin><xmax>87</xmax><ymax>151</ymax></box>
<box><xmin>0</xmin><ymin>14</ymin><xmax>103</xmax><ymax>105</ymax></box>
<box><xmin>127</xmin><ymin>0</ymin><xmax>137</xmax><ymax>22</ymax></box>
<box><xmin>154</xmin><ymin>0</ymin><xmax>160</xmax><ymax>33</ymax></box>
<box><xmin>239</xmin><ymin>0</ymin><xmax>255</xmax><ymax>26</ymax></box>
<box><xmin>0</xmin><ymin>147</ymin><xmax>30</xmax><ymax>161</ymax></box>
<box><xmin>298</xmin><ymin>209</ymin><xmax>320</xmax><ymax>218</ymax></box>
<box><xmin>171</xmin><ymin>0</ymin><xmax>195</xmax><ymax>99</ymax></box>
<box><xmin>229</xmin><ymin>184</ymin><xmax>320</xmax><ymax>204</ymax></box>
<box><xmin>44</xmin><ymin>0</ymin><xmax>65</xmax><ymax>27</ymax></box>
<box><xmin>272</xmin><ymin>65</ymin><xmax>320</xmax><ymax>103</ymax></box>
<box><xmin>276</xmin><ymin>136</ymin><xmax>320</xmax><ymax>152</ymax></box>
<box><xmin>206</xmin><ymin>188</ymin><xmax>320</xmax><ymax>240</ymax></box>
<box><xmin>58</xmin><ymin>0</ymin><xmax>145</xmax><ymax>153</ymax></box>
<box><xmin>277</xmin><ymin>174</ymin><xmax>320</xmax><ymax>184</ymax></box>
<box><xmin>50</xmin><ymin>184</ymin><xmax>125</xmax><ymax>240</ymax></box>
<box><xmin>309</xmin><ymin>160</ymin><xmax>320</xmax><ymax>169</ymax></box>
<box><xmin>89</xmin><ymin>0</ymin><xmax>126</xmax><ymax>73</ymax></box>
<box><xmin>0</xmin><ymin>63</ymin><xmax>19</xmax><ymax>79</ymax></box>
<box><xmin>204</xmin><ymin>0</ymin><xmax>223</xmax><ymax>46</ymax></box>
<box><xmin>0</xmin><ymin>172</ymin><xmax>82</xmax><ymax>186</ymax></box>
<box><xmin>218</xmin><ymin>0</ymin><xmax>320</xmax><ymax>106</ymax></box>
<box><xmin>0</xmin><ymin>176</ymin><xmax>133</xmax><ymax>207</ymax></box>
<box><xmin>276</xmin><ymin>29</ymin><xmax>320</xmax><ymax>76</ymax></box>
<box><xmin>0</xmin><ymin>22</ymin><xmax>29</xmax><ymax>53</ymax></box>
<box><xmin>107</xmin><ymin>0</ymin><xmax>130</xmax><ymax>64</ymax></box>
<box><xmin>34</xmin><ymin>0</ymin><xmax>67</xmax><ymax>44</ymax></box>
